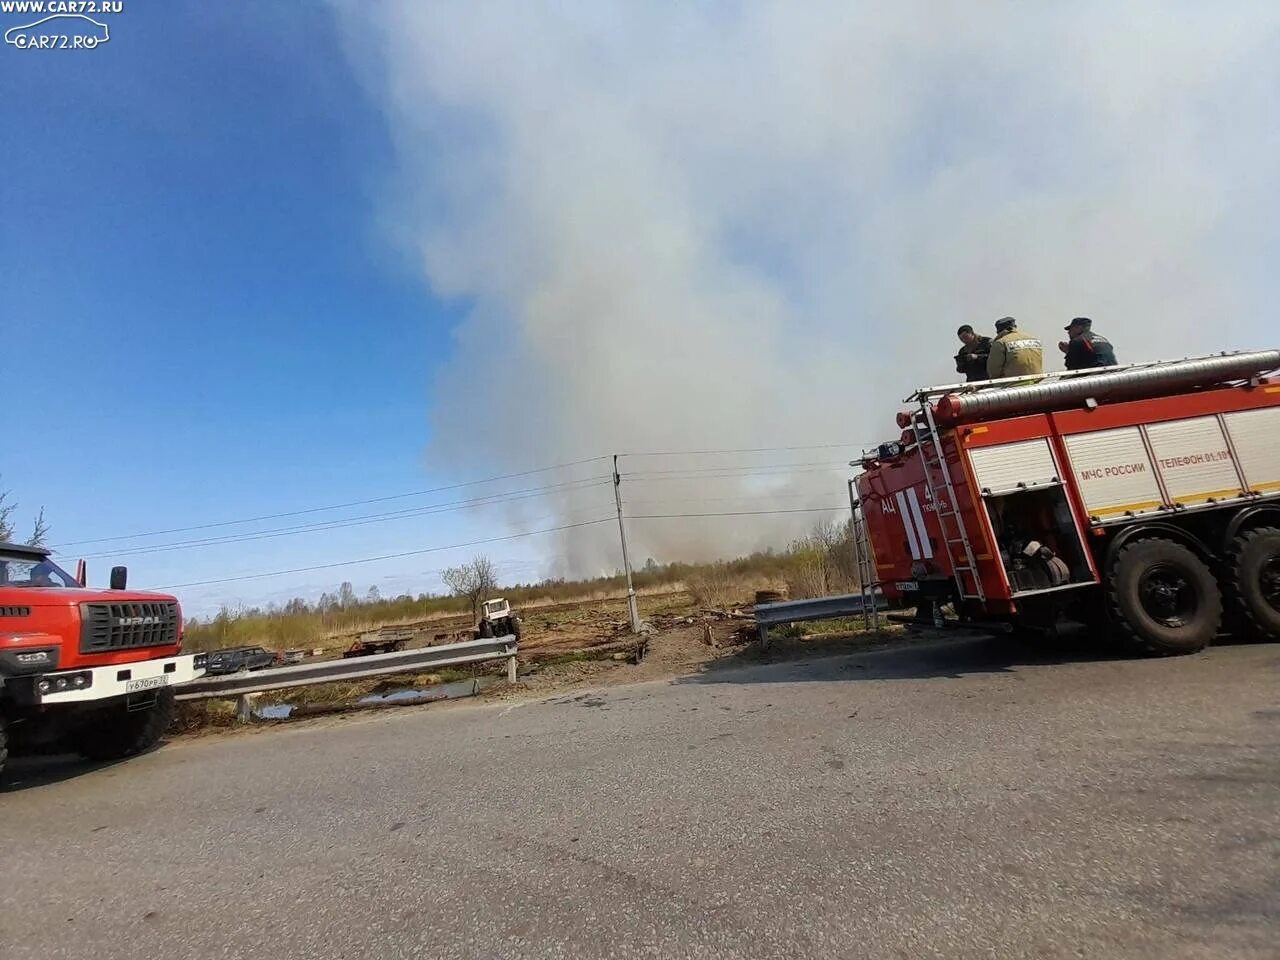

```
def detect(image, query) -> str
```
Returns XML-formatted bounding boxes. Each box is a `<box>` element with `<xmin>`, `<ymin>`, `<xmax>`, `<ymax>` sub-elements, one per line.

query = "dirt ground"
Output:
<box><xmin>317</xmin><ymin>588</ymin><xmax>693</xmax><ymax>660</ymax></box>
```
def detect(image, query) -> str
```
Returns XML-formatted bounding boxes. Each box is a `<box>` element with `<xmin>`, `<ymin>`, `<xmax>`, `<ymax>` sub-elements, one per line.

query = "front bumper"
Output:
<box><xmin>33</xmin><ymin>653</ymin><xmax>207</xmax><ymax>705</ymax></box>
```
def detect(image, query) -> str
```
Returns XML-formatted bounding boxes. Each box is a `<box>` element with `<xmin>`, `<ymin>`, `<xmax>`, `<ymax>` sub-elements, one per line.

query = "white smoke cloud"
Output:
<box><xmin>332</xmin><ymin>1</ymin><xmax>1280</xmax><ymax>574</ymax></box>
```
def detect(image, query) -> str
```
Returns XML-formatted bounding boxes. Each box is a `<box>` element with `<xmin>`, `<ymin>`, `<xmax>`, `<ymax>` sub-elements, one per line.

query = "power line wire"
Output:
<box><xmin>152</xmin><ymin>502</ymin><xmax>844</xmax><ymax>591</ymax></box>
<box><xmin>617</xmin><ymin>442</ymin><xmax>871</xmax><ymax>457</ymax></box>
<box><xmin>619</xmin><ymin>463</ymin><xmax>849</xmax><ymax>481</ymax></box>
<box><xmin>622</xmin><ymin>466</ymin><xmax>850</xmax><ymax>482</ymax></box>
<box><xmin>55</xmin><ymin>447</ymin><xmax>863</xmax><ymax>550</ymax></box>
<box><xmin>626</xmin><ymin>506</ymin><xmax>846</xmax><ymax>519</ymax></box>
<box><xmin>154</xmin><ymin>517</ymin><xmax>616</xmax><ymax>590</ymax></box>
<box><xmin>77</xmin><ymin>477</ymin><xmax>614</xmax><ymax>560</ymax></box>
<box><xmin>623</xmin><ymin>492</ymin><xmax>842</xmax><ymax>507</ymax></box>
<box><xmin>71</xmin><ymin>467</ymin><xmax>842</xmax><ymax>565</ymax></box>
<box><xmin>53</xmin><ymin>455</ymin><xmax>612</xmax><ymax>549</ymax></box>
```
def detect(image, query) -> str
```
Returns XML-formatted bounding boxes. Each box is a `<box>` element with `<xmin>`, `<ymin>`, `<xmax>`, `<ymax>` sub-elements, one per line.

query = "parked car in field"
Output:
<box><xmin>205</xmin><ymin>645</ymin><xmax>275</xmax><ymax>675</ymax></box>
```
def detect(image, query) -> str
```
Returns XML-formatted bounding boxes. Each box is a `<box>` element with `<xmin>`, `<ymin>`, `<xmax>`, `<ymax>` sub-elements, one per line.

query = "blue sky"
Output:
<box><xmin>0</xmin><ymin>3</ymin><xmax>557</xmax><ymax>613</ymax></box>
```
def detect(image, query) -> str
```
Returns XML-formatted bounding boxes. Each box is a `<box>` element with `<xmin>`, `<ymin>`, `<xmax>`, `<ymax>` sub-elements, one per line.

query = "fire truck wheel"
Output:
<box><xmin>1109</xmin><ymin>538</ymin><xmax>1221</xmax><ymax>656</ymax></box>
<box><xmin>1227</xmin><ymin>526</ymin><xmax>1280</xmax><ymax>639</ymax></box>
<box><xmin>76</xmin><ymin>689</ymin><xmax>177</xmax><ymax>762</ymax></box>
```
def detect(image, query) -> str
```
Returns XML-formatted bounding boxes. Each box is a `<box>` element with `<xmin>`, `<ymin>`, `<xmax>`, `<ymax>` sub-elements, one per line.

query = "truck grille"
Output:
<box><xmin>79</xmin><ymin>601</ymin><xmax>180</xmax><ymax>654</ymax></box>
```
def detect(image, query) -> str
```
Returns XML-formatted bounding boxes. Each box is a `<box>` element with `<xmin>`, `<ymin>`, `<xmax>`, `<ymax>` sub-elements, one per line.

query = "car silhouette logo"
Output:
<box><xmin>5</xmin><ymin>14</ymin><xmax>111</xmax><ymax>49</ymax></box>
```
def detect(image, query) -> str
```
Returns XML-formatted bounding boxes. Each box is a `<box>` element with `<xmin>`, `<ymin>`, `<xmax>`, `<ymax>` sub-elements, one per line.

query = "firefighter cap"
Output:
<box><xmin>994</xmin><ymin>316</ymin><xmax>1017</xmax><ymax>332</ymax></box>
<box><xmin>1064</xmin><ymin>317</ymin><xmax>1092</xmax><ymax>331</ymax></box>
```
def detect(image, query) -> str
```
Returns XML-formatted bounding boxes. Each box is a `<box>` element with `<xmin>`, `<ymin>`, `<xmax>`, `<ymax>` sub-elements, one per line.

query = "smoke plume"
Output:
<box><xmin>333</xmin><ymin>1</ymin><xmax>1280</xmax><ymax>574</ymax></box>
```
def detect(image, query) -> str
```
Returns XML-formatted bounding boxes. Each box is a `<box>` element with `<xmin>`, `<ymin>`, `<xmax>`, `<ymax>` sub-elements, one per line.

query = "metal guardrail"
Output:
<box><xmin>755</xmin><ymin>593</ymin><xmax>886</xmax><ymax>647</ymax></box>
<box><xmin>176</xmin><ymin>636</ymin><xmax>518</xmax><ymax>713</ymax></box>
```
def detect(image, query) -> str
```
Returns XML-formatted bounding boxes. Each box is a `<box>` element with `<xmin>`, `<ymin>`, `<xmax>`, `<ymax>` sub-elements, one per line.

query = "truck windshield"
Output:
<box><xmin>0</xmin><ymin>553</ymin><xmax>79</xmax><ymax>588</ymax></box>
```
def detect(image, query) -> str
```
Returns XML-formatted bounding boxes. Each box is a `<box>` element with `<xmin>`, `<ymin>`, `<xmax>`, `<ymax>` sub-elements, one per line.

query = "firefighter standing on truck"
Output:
<box><xmin>954</xmin><ymin>325</ymin><xmax>993</xmax><ymax>382</ymax></box>
<box><xmin>986</xmin><ymin>316</ymin><xmax>1044</xmax><ymax>380</ymax></box>
<box><xmin>1059</xmin><ymin>317</ymin><xmax>1118</xmax><ymax>370</ymax></box>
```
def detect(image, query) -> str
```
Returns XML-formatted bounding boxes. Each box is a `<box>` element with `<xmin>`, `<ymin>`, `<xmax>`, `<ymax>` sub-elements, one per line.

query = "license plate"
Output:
<box><xmin>126</xmin><ymin>675</ymin><xmax>170</xmax><ymax>693</ymax></box>
<box><xmin>895</xmin><ymin>580</ymin><xmax>920</xmax><ymax>592</ymax></box>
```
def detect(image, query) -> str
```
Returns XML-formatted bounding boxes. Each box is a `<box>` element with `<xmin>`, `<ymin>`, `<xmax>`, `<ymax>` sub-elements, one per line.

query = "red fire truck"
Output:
<box><xmin>852</xmin><ymin>350</ymin><xmax>1280</xmax><ymax>655</ymax></box>
<box><xmin>0</xmin><ymin>543</ymin><xmax>205</xmax><ymax>777</ymax></box>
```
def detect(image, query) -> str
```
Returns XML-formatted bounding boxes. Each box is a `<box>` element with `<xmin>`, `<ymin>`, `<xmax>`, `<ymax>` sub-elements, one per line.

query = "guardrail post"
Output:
<box><xmin>507</xmin><ymin>653</ymin><xmax>518</xmax><ymax>683</ymax></box>
<box><xmin>758</xmin><ymin>622</ymin><xmax>770</xmax><ymax>652</ymax></box>
<box><xmin>235</xmin><ymin>693</ymin><xmax>255</xmax><ymax>723</ymax></box>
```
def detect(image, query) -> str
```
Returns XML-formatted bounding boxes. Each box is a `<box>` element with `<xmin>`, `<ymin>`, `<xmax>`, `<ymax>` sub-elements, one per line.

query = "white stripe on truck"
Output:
<box><xmin>895</xmin><ymin>490</ymin><xmax>922</xmax><ymax>559</ymax></box>
<box><xmin>905</xmin><ymin>487</ymin><xmax>933</xmax><ymax>559</ymax></box>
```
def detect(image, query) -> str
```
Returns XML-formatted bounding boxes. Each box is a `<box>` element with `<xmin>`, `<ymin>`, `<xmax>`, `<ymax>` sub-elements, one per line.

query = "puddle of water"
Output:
<box><xmin>255</xmin><ymin>676</ymin><xmax>492</xmax><ymax>720</ymax></box>
<box><xmin>358</xmin><ymin>677</ymin><xmax>486</xmax><ymax>705</ymax></box>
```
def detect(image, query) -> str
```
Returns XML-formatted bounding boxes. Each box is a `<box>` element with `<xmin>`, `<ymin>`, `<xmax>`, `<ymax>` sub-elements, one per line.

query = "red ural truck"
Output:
<box><xmin>853</xmin><ymin>350</ymin><xmax>1280</xmax><ymax>655</ymax></box>
<box><xmin>0</xmin><ymin>543</ymin><xmax>205</xmax><ymax>776</ymax></box>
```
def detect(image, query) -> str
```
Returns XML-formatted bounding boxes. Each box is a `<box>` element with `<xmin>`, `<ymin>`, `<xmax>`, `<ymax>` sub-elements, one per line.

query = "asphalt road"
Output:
<box><xmin>3</xmin><ymin>636</ymin><xmax>1278</xmax><ymax>960</ymax></box>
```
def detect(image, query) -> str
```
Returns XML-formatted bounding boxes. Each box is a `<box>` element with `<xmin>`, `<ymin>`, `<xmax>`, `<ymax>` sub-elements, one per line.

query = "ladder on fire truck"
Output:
<box><xmin>847</xmin><ymin>480</ymin><xmax>880</xmax><ymax>631</ymax></box>
<box><xmin>910</xmin><ymin>396</ymin><xmax>986</xmax><ymax>603</ymax></box>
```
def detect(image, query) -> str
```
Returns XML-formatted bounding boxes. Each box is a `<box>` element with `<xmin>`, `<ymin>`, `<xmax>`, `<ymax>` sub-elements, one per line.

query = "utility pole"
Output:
<box><xmin>613</xmin><ymin>454</ymin><xmax>642</xmax><ymax>634</ymax></box>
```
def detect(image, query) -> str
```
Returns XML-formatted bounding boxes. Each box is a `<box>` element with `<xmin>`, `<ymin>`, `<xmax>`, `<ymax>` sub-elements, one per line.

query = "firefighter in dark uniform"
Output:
<box><xmin>954</xmin><ymin>324</ymin><xmax>992</xmax><ymax>382</ymax></box>
<box><xmin>1059</xmin><ymin>317</ymin><xmax>1118</xmax><ymax>370</ymax></box>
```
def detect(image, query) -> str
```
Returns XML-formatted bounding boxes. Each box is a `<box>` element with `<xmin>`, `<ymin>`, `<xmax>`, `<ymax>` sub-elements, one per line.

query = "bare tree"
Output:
<box><xmin>337</xmin><ymin>581</ymin><xmax>357</xmax><ymax>609</ymax></box>
<box><xmin>0</xmin><ymin>486</ymin><xmax>14</xmax><ymax>543</ymax></box>
<box><xmin>0</xmin><ymin>477</ymin><xmax>49</xmax><ymax>547</ymax></box>
<box><xmin>28</xmin><ymin>508</ymin><xmax>50</xmax><ymax>548</ymax></box>
<box><xmin>441</xmin><ymin>555</ymin><xmax>498</xmax><ymax>620</ymax></box>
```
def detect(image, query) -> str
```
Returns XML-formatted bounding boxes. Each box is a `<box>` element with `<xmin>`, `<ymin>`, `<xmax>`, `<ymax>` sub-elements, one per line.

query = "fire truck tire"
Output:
<box><xmin>0</xmin><ymin>715</ymin><xmax>8</xmax><ymax>779</ymax></box>
<box><xmin>1227</xmin><ymin>526</ymin><xmax>1280</xmax><ymax>639</ymax></box>
<box><xmin>76</xmin><ymin>688</ymin><xmax>177</xmax><ymax>762</ymax></box>
<box><xmin>1109</xmin><ymin>538</ymin><xmax>1221</xmax><ymax>656</ymax></box>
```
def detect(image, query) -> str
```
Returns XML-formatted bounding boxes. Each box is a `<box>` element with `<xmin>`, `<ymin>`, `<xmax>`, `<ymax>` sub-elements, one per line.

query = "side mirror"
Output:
<box><xmin>109</xmin><ymin>566</ymin><xmax>128</xmax><ymax>590</ymax></box>
<box><xmin>75</xmin><ymin>559</ymin><xmax>87</xmax><ymax>588</ymax></box>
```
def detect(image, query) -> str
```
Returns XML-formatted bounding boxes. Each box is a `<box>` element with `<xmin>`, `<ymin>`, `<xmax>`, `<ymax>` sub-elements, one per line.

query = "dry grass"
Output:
<box><xmin>685</xmin><ymin>568</ymin><xmax>781</xmax><ymax>610</ymax></box>
<box><xmin>784</xmin><ymin>558</ymin><xmax>830</xmax><ymax>600</ymax></box>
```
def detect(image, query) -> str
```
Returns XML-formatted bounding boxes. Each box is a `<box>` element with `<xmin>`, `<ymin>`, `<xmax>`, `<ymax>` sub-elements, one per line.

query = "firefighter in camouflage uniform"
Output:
<box><xmin>986</xmin><ymin>316</ymin><xmax>1044</xmax><ymax>380</ymax></box>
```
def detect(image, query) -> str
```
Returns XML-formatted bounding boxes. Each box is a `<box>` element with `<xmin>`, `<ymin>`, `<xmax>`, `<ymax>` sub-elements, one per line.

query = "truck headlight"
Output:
<box><xmin>37</xmin><ymin>672</ymin><xmax>92</xmax><ymax>696</ymax></box>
